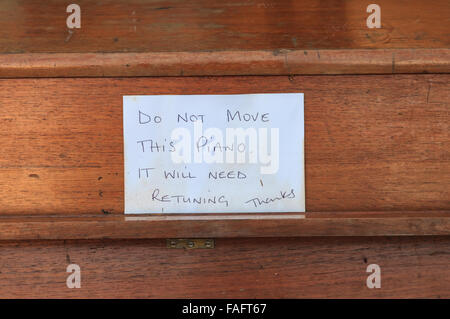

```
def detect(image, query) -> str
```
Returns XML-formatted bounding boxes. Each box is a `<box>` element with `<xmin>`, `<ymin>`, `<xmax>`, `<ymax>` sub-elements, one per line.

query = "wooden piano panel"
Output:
<box><xmin>0</xmin><ymin>0</ymin><xmax>447</xmax><ymax>54</ymax></box>
<box><xmin>0</xmin><ymin>75</ymin><xmax>448</xmax><ymax>216</ymax></box>
<box><xmin>0</xmin><ymin>236</ymin><xmax>448</xmax><ymax>298</ymax></box>
<box><xmin>0</xmin><ymin>0</ymin><xmax>448</xmax><ymax>298</ymax></box>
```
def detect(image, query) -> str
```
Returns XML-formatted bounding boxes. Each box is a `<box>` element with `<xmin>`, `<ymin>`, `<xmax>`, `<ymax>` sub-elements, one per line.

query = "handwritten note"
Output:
<box><xmin>123</xmin><ymin>93</ymin><xmax>304</xmax><ymax>214</ymax></box>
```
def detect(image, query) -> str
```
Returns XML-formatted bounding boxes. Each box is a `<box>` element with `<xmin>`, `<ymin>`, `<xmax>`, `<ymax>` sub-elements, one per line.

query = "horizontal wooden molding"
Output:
<box><xmin>0</xmin><ymin>49</ymin><xmax>449</xmax><ymax>78</ymax></box>
<box><xmin>0</xmin><ymin>212</ymin><xmax>448</xmax><ymax>240</ymax></box>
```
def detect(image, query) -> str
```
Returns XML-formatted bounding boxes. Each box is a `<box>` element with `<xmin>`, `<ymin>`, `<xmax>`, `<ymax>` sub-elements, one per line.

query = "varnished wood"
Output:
<box><xmin>0</xmin><ymin>0</ymin><xmax>449</xmax><ymax>77</ymax></box>
<box><xmin>0</xmin><ymin>0</ymin><xmax>448</xmax><ymax>299</ymax></box>
<box><xmin>0</xmin><ymin>236</ymin><xmax>448</xmax><ymax>298</ymax></box>
<box><xmin>1</xmin><ymin>49</ymin><xmax>449</xmax><ymax>78</ymax></box>
<box><xmin>1</xmin><ymin>0</ymin><xmax>448</xmax><ymax>54</ymax></box>
<box><xmin>0</xmin><ymin>212</ymin><xmax>448</xmax><ymax>240</ymax></box>
<box><xmin>0</xmin><ymin>75</ymin><xmax>448</xmax><ymax>219</ymax></box>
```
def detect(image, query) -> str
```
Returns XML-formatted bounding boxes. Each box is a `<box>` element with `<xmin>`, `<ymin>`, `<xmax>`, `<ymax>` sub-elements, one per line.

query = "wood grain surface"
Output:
<box><xmin>0</xmin><ymin>236</ymin><xmax>448</xmax><ymax>298</ymax></box>
<box><xmin>0</xmin><ymin>212</ymin><xmax>449</xmax><ymax>240</ymax></box>
<box><xmin>1</xmin><ymin>49</ymin><xmax>449</xmax><ymax>78</ymax></box>
<box><xmin>1</xmin><ymin>0</ymin><xmax>448</xmax><ymax>54</ymax></box>
<box><xmin>0</xmin><ymin>1</ymin><xmax>448</xmax><ymax>77</ymax></box>
<box><xmin>0</xmin><ymin>75</ymin><xmax>448</xmax><ymax>217</ymax></box>
<box><xmin>0</xmin><ymin>1</ymin><xmax>448</xmax><ymax>298</ymax></box>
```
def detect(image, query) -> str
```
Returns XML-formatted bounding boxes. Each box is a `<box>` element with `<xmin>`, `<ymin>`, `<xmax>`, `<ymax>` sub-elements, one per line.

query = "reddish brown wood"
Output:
<box><xmin>0</xmin><ymin>236</ymin><xmax>448</xmax><ymax>298</ymax></box>
<box><xmin>0</xmin><ymin>212</ymin><xmax>448</xmax><ymax>240</ymax></box>
<box><xmin>1</xmin><ymin>0</ymin><xmax>448</xmax><ymax>54</ymax></box>
<box><xmin>0</xmin><ymin>0</ymin><xmax>447</xmax><ymax>299</ymax></box>
<box><xmin>0</xmin><ymin>75</ymin><xmax>448</xmax><ymax>219</ymax></box>
<box><xmin>0</xmin><ymin>49</ymin><xmax>449</xmax><ymax>78</ymax></box>
<box><xmin>1</xmin><ymin>0</ymin><xmax>448</xmax><ymax>77</ymax></box>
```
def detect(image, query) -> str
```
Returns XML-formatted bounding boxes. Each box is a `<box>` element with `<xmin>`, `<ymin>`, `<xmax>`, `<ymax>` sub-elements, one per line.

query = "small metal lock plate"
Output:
<box><xmin>167</xmin><ymin>238</ymin><xmax>215</xmax><ymax>249</ymax></box>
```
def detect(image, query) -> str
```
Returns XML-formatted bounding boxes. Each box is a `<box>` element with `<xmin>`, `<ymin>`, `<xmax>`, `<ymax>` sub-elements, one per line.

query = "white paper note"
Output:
<box><xmin>123</xmin><ymin>93</ymin><xmax>304</xmax><ymax>214</ymax></box>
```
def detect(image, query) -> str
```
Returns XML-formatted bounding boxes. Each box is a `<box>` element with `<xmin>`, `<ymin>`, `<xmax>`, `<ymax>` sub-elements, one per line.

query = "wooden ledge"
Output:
<box><xmin>0</xmin><ymin>211</ymin><xmax>448</xmax><ymax>240</ymax></box>
<box><xmin>0</xmin><ymin>49</ymin><xmax>449</xmax><ymax>78</ymax></box>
